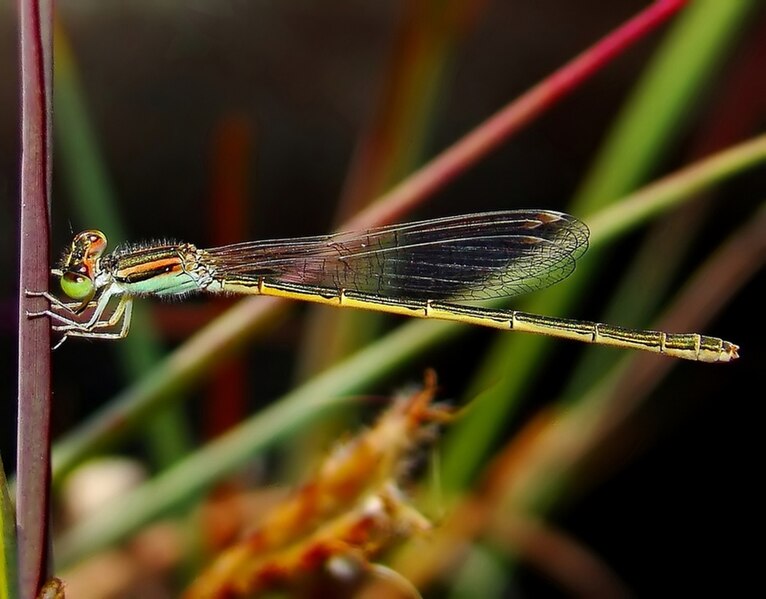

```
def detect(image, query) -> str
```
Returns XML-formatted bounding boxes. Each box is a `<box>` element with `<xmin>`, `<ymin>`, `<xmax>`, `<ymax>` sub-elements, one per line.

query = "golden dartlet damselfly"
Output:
<box><xmin>27</xmin><ymin>210</ymin><xmax>738</xmax><ymax>362</ymax></box>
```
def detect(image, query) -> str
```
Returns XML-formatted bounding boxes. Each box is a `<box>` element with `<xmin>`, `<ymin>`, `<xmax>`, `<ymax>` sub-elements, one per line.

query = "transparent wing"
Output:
<box><xmin>206</xmin><ymin>210</ymin><xmax>589</xmax><ymax>301</ymax></box>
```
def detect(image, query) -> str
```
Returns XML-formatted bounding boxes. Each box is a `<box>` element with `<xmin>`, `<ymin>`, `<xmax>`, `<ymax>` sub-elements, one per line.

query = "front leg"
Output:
<box><xmin>25</xmin><ymin>269</ymin><xmax>71</xmax><ymax>312</ymax></box>
<box><xmin>49</xmin><ymin>287</ymin><xmax>119</xmax><ymax>332</ymax></box>
<box><xmin>26</xmin><ymin>285</ymin><xmax>124</xmax><ymax>338</ymax></box>
<box><xmin>26</xmin><ymin>294</ymin><xmax>101</xmax><ymax>326</ymax></box>
<box><xmin>52</xmin><ymin>294</ymin><xmax>132</xmax><ymax>333</ymax></box>
<box><xmin>28</xmin><ymin>303</ymin><xmax>99</xmax><ymax>326</ymax></box>
<box><xmin>59</xmin><ymin>298</ymin><xmax>133</xmax><ymax>342</ymax></box>
<box><xmin>25</xmin><ymin>289</ymin><xmax>86</xmax><ymax>314</ymax></box>
<box><xmin>24</xmin><ymin>288</ymin><xmax>88</xmax><ymax>349</ymax></box>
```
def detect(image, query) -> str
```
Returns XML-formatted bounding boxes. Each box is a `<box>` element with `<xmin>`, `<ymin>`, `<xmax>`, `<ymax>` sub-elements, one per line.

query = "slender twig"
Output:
<box><xmin>17</xmin><ymin>0</ymin><xmax>53</xmax><ymax>597</ymax></box>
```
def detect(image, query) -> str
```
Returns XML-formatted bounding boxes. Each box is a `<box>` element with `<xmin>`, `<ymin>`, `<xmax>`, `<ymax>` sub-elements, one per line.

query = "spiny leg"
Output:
<box><xmin>47</xmin><ymin>288</ymin><xmax>119</xmax><ymax>333</ymax></box>
<box><xmin>53</xmin><ymin>295</ymin><xmax>132</xmax><ymax>333</ymax></box>
<box><xmin>25</xmin><ymin>290</ymin><xmax>92</xmax><ymax>315</ymax></box>
<box><xmin>25</xmin><ymin>269</ymin><xmax>69</xmax><ymax>311</ymax></box>
<box><xmin>27</xmin><ymin>300</ymin><xmax>101</xmax><ymax>325</ymax></box>
<box><xmin>26</xmin><ymin>293</ymin><xmax>103</xmax><ymax>349</ymax></box>
<box><xmin>58</xmin><ymin>298</ymin><xmax>133</xmax><ymax>342</ymax></box>
<box><xmin>26</xmin><ymin>286</ymin><xmax>129</xmax><ymax>348</ymax></box>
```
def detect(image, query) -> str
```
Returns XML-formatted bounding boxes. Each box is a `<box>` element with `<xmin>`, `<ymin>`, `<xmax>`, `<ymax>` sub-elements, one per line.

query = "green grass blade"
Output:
<box><xmin>576</xmin><ymin>0</ymin><xmax>757</xmax><ymax>207</ymax></box>
<box><xmin>0</xmin><ymin>457</ymin><xmax>18</xmax><ymax>599</ymax></box>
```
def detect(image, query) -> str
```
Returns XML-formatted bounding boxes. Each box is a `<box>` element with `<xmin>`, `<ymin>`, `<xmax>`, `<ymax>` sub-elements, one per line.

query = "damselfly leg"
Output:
<box><xmin>26</xmin><ymin>281</ymin><xmax>133</xmax><ymax>348</ymax></box>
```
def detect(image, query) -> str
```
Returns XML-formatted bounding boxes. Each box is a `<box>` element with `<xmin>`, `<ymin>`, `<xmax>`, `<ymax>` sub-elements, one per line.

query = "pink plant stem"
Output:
<box><xmin>17</xmin><ymin>0</ymin><xmax>54</xmax><ymax>596</ymax></box>
<box><xmin>345</xmin><ymin>0</ymin><xmax>688</xmax><ymax>231</ymax></box>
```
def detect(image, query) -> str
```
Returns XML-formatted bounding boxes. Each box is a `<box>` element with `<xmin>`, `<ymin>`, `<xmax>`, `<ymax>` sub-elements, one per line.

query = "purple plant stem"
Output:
<box><xmin>344</xmin><ymin>0</ymin><xmax>689</xmax><ymax>232</ymax></box>
<box><xmin>17</xmin><ymin>0</ymin><xmax>53</xmax><ymax>597</ymax></box>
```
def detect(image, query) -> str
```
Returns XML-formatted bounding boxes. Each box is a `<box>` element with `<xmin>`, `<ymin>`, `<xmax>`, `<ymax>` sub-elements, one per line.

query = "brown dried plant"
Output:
<box><xmin>184</xmin><ymin>371</ymin><xmax>451</xmax><ymax>599</ymax></box>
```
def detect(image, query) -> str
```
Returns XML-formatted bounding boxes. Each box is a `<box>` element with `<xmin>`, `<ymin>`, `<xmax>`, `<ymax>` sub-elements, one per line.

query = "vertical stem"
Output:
<box><xmin>17</xmin><ymin>0</ymin><xmax>53</xmax><ymax>596</ymax></box>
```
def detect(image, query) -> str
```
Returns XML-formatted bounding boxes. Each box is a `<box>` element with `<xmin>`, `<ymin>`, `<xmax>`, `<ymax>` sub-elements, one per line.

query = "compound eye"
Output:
<box><xmin>61</xmin><ymin>271</ymin><xmax>95</xmax><ymax>302</ymax></box>
<box><xmin>81</xmin><ymin>230</ymin><xmax>107</xmax><ymax>258</ymax></box>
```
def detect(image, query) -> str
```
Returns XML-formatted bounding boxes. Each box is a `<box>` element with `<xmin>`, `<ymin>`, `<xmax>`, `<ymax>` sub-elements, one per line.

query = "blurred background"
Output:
<box><xmin>2</xmin><ymin>0</ymin><xmax>764</xmax><ymax>597</ymax></box>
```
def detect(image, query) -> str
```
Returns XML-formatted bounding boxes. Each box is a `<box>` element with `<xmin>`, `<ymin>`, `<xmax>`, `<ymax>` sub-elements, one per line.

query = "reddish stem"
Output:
<box><xmin>17</xmin><ymin>0</ymin><xmax>54</xmax><ymax>596</ymax></box>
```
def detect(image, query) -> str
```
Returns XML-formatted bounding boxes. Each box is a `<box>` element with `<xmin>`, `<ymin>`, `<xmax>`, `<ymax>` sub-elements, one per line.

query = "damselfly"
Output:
<box><xmin>27</xmin><ymin>210</ymin><xmax>738</xmax><ymax>362</ymax></box>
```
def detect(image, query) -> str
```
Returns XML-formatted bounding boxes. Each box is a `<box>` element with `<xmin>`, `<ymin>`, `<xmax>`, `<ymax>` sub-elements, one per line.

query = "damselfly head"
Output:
<box><xmin>59</xmin><ymin>230</ymin><xmax>108</xmax><ymax>304</ymax></box>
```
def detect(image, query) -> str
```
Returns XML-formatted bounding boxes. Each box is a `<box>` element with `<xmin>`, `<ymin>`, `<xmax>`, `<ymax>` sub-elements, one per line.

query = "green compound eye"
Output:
<box><xmin>61</xmin><ymin>272</ymin><xmax>95</xmax><ymax>301</ymax></box>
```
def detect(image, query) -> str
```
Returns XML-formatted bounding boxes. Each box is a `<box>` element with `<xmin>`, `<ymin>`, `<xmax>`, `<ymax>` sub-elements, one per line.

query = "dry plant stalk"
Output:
<box><xmin>184</xmin><ymin>371</ymin><xmax>450</xmax><ymax>598</ymax></box>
